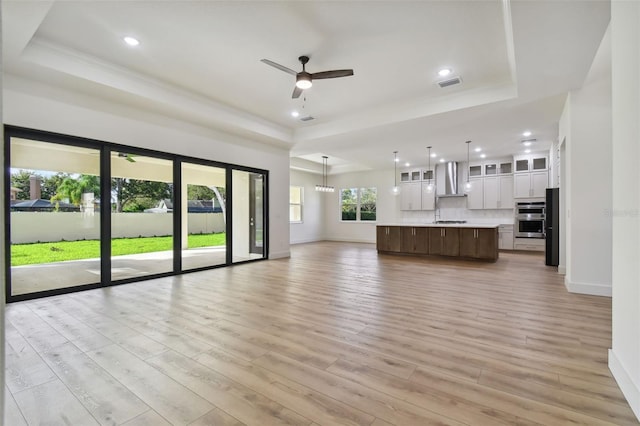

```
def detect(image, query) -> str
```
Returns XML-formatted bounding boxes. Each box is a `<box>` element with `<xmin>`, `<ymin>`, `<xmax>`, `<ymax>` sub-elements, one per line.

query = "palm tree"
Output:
<box><xmin>52</xmin><ymin>174</ymin><xmax>100</xmax><ymax>206</ymax></box>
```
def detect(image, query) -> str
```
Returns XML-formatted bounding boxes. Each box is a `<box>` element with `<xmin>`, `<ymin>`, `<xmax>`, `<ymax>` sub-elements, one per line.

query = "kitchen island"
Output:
<box><xmin>376</xmin><ymin>223</ymin><xmax>499</xmax><ymax>261</ymax></box>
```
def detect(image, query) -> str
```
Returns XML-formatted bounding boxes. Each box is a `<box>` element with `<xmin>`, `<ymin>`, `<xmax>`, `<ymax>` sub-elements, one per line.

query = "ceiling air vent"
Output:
<box><xmin>300</xmin><ymin>116</ymin><xmax>315</xmax><ymax>122</ymax></box>
<box><xmin>438</xmin><ymin>76</ymin><xmax>462</xmax><ymax>88</ymax></box>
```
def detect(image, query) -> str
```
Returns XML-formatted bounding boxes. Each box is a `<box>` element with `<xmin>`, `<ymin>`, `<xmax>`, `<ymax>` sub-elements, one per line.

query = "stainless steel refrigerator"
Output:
<box><xmin>545</xmin><ymin>188</ymin><xmax>559</xmax><ymax>266</ymax></box>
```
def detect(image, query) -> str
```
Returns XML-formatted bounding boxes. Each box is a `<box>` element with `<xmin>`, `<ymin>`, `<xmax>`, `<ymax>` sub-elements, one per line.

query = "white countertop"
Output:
<box><xmin>377</xmin><ymin>223</ymin><xmax>500</xmax><ymax>229</ymax></box>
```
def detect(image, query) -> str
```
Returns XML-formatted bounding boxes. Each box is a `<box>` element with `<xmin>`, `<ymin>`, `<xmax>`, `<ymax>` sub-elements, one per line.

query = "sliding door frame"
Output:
<box><xmin>4</xmin><ymin>126</ymin><xmax>269</xmax><ymax>302</ymax></box>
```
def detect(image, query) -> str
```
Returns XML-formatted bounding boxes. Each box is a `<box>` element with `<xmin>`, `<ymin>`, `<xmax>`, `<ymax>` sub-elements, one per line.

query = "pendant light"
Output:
<box><xmin>391</xmin><ymin>151</ymin><xmax>400</xmax><ymax>195</ymax></box>
<box><xmin>464</xmin><ymin>140</ymin><xmax>473</xmax><ymax>193</ymax></box>
<box><xmin>315</xmin><ymin>155</ymin><xmax>334</xmax><ymax>192</ymax></box>
<box><xmin>426</xmin><ymin>146</ymin><xmax>434</xmax><ymax>193</ymax></box>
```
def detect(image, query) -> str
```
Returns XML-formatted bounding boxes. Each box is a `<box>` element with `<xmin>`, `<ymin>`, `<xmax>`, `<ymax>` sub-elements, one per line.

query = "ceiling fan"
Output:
<box><xmin>261</xmin><ymin>55</ymin><xmax>354</xmax><ymax>98</ymax></box>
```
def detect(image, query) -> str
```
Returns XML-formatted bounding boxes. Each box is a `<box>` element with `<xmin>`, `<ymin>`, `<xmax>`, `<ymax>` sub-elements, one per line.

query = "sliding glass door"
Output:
<box><xmin>5</xmin><ymin>127</ymin><xmax>269</xmax><ymax>301</ymax></box>
<box><xmin>232</xmin><ymin>170</ymin><xmax>266</xmax><ymax>262</ymax></box>
<box><xmin>110</xmin><ymin>152</ymin><xmax>174</xmax><ymax>281</ymax></box>
<box><xmin>181</xmin><ymin>162</ymin><xmax>227</xmax><ymax>270</ymax></box>
<box><xmin>8</xmin><ymin>137</ymin><xmax>101</xmax><ymax>295</ymax></box>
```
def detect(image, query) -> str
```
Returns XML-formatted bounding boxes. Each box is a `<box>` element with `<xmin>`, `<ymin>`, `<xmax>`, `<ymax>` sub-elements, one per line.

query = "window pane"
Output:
<box><xmin>290</xmin><ymin>186</ymin><xmax>302</xmax><ymax>222</ymax></box>
<box><xmin>181</xmin><ymin>162</ymin><xmax>226</xmax><ymax>270</ymax></box>
<box><xmin>10</xmin><ymin>138</ymin><xmax>101</xmax><ymax>296</ymax></box>
<box><xmin>232</xmin><ymin>170</ymin><xmax>266</xmax><ymax>262</ymax></box>
<box><xmin>341</xmin><ymin>188</ymin><xmax>357</xmax><ymax>221</ymax></box>
<box><xmin>360</xmin><ymin>187</ymin><xmax>377</xmax><ymax>221</ymax></box>
<box><xmin>111</xmin><ymin>153</ymin><xmax>173</xmax><ymax>280</ymax></box>
<box><xmin>290</xmin><ymin>205</ymin><xmax>302</xmax><ymax>222</ymax></box>
<box><xmin>290</xmin><ymin>186</ymin><xmax>302</xmax><ymax>204</ymax></box>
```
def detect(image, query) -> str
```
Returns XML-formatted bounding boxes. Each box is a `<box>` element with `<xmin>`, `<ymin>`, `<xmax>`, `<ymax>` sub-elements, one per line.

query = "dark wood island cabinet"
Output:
<box><xmin>377</xmin><ymin>224</ymin><xmax>499</xmax><ymax>261</ymax></box>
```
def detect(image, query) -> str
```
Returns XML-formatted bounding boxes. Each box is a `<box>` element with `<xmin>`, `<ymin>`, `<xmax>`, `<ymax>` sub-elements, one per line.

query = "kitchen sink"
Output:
<box><xmin>433</xmin><ymin>220</ymin><xmax>467</xmax><ymax>224</ymax></box>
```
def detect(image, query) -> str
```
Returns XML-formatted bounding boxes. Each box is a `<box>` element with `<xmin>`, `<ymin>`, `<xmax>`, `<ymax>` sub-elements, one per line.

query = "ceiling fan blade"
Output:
<box><xmin>292</xmin><ymin>86</ymin><xmax>303</xmax><ymax>99</ymax></box>
<box><xmin>311</xmin><ymin>69</ymin><xmax>354</xmax><ymax>79</ymax></box>
<box><xmin>261</xmin><ymin>59</ymin><xmax>297</xmax><ymax>75</ymax></box>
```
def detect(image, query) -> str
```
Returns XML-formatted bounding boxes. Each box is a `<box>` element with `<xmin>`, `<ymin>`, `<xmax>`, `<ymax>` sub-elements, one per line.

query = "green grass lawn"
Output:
<box><xmin>11</xmin><ymin>233</ymin><xmax>226</xmax><ymax>266</ymax></box>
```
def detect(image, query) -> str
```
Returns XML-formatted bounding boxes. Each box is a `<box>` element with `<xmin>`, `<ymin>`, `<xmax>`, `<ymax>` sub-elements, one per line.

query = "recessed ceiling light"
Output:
<box><xmin>522</xmin><ymin>141</ymin><xmax>532</xmax><ymax>147</ymax></box>
<box><xmin>480</xmin><ymin>153</ymin><xmax>486</xmax><ymax>159</ymax></box>
<box><xmin>474</xmin><ymin>147</ymin><xmax>481</xmax><ymax>152</ymax></box>
<box><xmin>123</xmin><ymin>36</ymin><xmax>140</xmax><ymax>46</ymax></box>
<box><xmin>439</xmin><ymin>158</ymin><xmax>445</xmax><ymax>163</ymax></box>
<box><xmin>394</xmin><ymin>157</ymin><xmax>399</xmax><ymax>163</ymax></box>
<box><xmin>438</xmin><ymin>68</ymin><xmax>452</xmax><ymax>77</ymax></box>
<box><xmin>523</xmin><ymin>130</ymin><xmax>532</xmax><ymax>137</ymax></box>
<box><xmin>405</xmin><ymin>162</ymin><xmax>410</xmax><ymax>167</ymax></box>
<box><xmin>525</xmin><ymin>149</ymin><xmax>531</xmax><ymax>154</ymax></box>
<box><xmin>430</xmin><ymin>153</ymin><xmax>437</xmax><ymax>158</ymax></box>
<box><xmin>291</xmin><ymin>111</ymin><xmax>300</xmax><ymax>118</ymax></box>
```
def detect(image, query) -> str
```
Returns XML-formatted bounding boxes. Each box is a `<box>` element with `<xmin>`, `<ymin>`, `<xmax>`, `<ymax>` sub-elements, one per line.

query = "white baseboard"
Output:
<box><xmin>558</xmin><ymin>265</ymin><xmax>566</xmax><ymax>275</ymax></box>
<box><xmin>269</xmin><ymin>250</ymin><xmax>291</xmax><ymax>259</ymax></box>
<box><xmin>564</xmin><ymin>277</ymin><xmax>611</xmax><ymax>297</ymax></box>
<box><xmin>290</xmin><ymin>238</ymin><xmax>323</xmax><ymax>245</ymax></box>
<box><xmin>609</xmin><ymin>349</ymin><xmax>640</xmax><ymax>421</ymax></box>
<box><xmin>324</xmin><ymin>236</ymin><xmax>376</xmax><ymax>244</ymax></box>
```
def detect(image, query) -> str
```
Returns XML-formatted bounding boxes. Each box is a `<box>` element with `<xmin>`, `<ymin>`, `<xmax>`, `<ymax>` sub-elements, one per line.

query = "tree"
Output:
<box><xmin>41</xmin><ymin>172</ymin><xmax>71</xmax><ymax>200</ymax></box>
<box><xmin>112</xmin><ymin>178</ymin><xmax>172</xmax><ymax>212</ymax></box>
<box><xmin>10</xmin><ymin>170</ymin><xmax>39</xmax><ymax>200</ymax></box>
<box><xmin>52</xmin><ymin>174</ymin><xmax>100</xmax><ymax>206</ymax></box>
<box><xmin>187</xmin><ymin>185</ymin><xmax>216</xmax><ymax>200</ymax></box>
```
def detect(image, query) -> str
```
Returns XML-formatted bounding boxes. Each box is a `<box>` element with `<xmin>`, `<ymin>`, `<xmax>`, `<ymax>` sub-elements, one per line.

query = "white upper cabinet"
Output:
<box><xmin>514</xmin><ymin>153</ymin><xmax>548</xmax><ymax>173</ymax></box>
<box><xmin>421</xmin><ymin>182</ymin><xmax>435</xmax><ymax>210</ymax></box>
<box><xmin>514</xmin><ymin>171</ymin><xmax>548</xmax><ymax>198</ymax></box>
<box><xmin>400</xmin><ymin>182</ymin><xmax>422</xmax><ymax>210</ymax></box>
<box><xmin>469</xmin><ymin>162</ymin><xmax>483</xmax><ymax>178</ymax></box>
<box><xmin>400</xmin><ymin>169</ymin><xmax>422</xmax><ymax>182</ymax></box>
<box><xmin>480</xmin><ymin>175</ymin><xmax>514</xmax><ymax>209</ymax></box>
<box><xmin>466</xmin><ymin>178</ymin><xmax>484</xmax><ymax>209</ymax></box>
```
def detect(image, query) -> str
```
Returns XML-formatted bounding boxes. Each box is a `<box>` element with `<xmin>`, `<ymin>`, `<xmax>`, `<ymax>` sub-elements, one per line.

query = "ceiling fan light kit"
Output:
<box><xmin>296</xmin><ymin>73</ymin><xmax>312</xmax><ymax>89</ymax></box>
<box><xmin>261</xmin><ymin>55</ymin><xmax>354</xmax><ymax>99</ymax></box>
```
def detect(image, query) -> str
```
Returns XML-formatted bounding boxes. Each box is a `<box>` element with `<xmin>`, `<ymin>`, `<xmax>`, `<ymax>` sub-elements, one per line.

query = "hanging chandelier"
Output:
<box><xmin>315</xmin><ymin>156</ymin><xmax>334</xmax><ymax>192</ymax></box>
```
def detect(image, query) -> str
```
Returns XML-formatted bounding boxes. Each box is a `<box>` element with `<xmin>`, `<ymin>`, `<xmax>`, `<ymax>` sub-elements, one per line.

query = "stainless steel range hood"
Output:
<box><xmin>437</xmin><ymin>162</ymin><xmax>467</xmax><ymax>198</ymax></box>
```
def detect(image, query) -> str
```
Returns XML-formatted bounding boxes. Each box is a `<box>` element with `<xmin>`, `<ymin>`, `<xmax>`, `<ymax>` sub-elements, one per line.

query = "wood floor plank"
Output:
<box><xmin>5</xmin><ymin>242</ymin><xmax>637</xmax><ymax>425</ymax></box>
<box><xmin>4</xmin><ymin>388</ymin><xmax>28</xmax><ymax>426</ymax></box>
<box><xmin>195</xmin><ymin>347</ymin><xmax>376</xmax><ymax>426</ymax></box>
<box><xmin>188</xmin><ymin>407</ymin><xmax>245</xmax><ymax>426</ymax></box>
<box><xmin>147</xmin><ymin>349</ymin><xmax>312</xmax><ymax>426</ymax></box>
<box><xmin>252</xmin><ymin>351</ymin><xmax>467</xmax><ymax>426</ymax></box>
<box><xmin>5</xmin><ymin>323</ymin><xmax>58</xmax><ymax>394</ymax></box>
<box><xmin>478</xmin><ymin>369</ymin><xmax>638</xmax><ymax>424</ymax></box>
<box><xmin>30</xmin><ymin>302</ymin><xmax>114</xmax><ymax>352</ymax></box>
<box><xmin>42</xmin><ymin>341</ymin><xmax>150</xmax><ymax>425</ymax></box>
<box><xmin>12</xmin><ymin>379</ymin><xmax>100</xmax><ymax>426</ymax></box>
<box><xmin>121</xmin><ymin>409</ymin><xmax>172</xmax><ymax>426</ymax></box>
<box><xmin>86</xmin><ymin>344</ymin><xmax>213</xmax><ymax>425</ymax></box>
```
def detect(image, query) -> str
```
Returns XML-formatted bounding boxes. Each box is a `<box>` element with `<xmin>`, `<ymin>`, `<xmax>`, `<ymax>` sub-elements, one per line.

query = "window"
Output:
<box><xmin>340</xmin><ymin>187</ymin><xmax>376</xmax><ymax>221</ymax></box>
<box><xmin>290</xmin><ymin>186</ymin><xmax>303</xmax><ymax>222</ymax></box>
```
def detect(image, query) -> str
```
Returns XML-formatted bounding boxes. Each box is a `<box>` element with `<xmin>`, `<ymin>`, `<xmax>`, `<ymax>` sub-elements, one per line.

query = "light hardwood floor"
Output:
<box><xmin>4</xmin><ymin>242</ymin><xmax>638</xmax><ymax>425</ymax></box>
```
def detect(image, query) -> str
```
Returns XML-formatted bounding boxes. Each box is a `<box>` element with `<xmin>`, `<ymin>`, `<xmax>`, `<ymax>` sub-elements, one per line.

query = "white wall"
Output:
<box><xmin>290</xmin><ymin>169</ymin><xmax>324</xmax><ymax>244</ymax></box>
<box><xmin>3</xmin><ymin>78</ymin><xmax>291</xmax><ymax>259</ymax></box>
<box><xmin>558</xmin><ymin>26</ymin><xmax>612</xmax><ymax>297</ymax></box>
<box><xmin>609</xmin><ymin>1</ymin><xmax>640</xmax><ymax>421</ymax></box>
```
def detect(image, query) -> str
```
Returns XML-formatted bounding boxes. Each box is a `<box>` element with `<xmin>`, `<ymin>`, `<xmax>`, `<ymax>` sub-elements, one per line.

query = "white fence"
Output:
<box><xmin>10</xmin><ymin>212</ymin><xmax>225</xmax><ymax>244</ymax></box>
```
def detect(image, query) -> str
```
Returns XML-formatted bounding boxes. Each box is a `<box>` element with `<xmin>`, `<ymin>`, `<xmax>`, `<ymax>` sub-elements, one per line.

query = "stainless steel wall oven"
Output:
<box><xmin>515</xmin><ymin>201</ymin><xmax>545</xmax><ymax>238</ymax></box>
